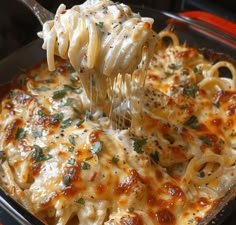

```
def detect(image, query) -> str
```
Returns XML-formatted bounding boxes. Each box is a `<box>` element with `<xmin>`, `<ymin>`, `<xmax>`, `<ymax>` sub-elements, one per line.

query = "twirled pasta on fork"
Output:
<box><xmin>38</xmin><ymin>0</ymin><xmax>157</xmax><ymax>111</ymax></box>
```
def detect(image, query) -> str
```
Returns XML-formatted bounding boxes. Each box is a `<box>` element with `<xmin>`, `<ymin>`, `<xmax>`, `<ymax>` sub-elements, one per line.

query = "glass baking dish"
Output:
<box><xmin>0</xmin><ymin>5</ymin><xmax>236</xmax><ymax>225</ymax></box>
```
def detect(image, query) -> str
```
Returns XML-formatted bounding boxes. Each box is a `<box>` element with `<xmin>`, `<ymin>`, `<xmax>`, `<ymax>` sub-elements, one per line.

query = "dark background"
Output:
<box><xmin>0</xmin><ymin>0</ymin><xmax>236</xmax><ymax>225</ymax></box>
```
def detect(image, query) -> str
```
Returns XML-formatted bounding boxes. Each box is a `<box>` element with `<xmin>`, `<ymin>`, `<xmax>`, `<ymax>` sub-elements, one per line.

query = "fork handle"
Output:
<box><xmin>18</xmin><ymin>0</ymin><xmax>54</xmax><ymax>25</ymax></box>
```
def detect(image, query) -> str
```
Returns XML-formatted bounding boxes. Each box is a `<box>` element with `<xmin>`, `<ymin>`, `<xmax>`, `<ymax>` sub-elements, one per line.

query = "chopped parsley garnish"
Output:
<box><xmin>7</xmin><ymin>124</ymin><xmax>14</xmax><ymax>132</ymax></box>
<box><xmin>213</xmin><ymin>101</ymin><xmax>220</xmax><ymax>108</ymax></box>
<box><xmin>8</xmin><ymin>90</ymin><xmax>18</xmax><ymax>99</ymax></box>
<box><xmin>52</xmin><ymin>89</ymin><xmax>67</xmax><ymax>99</ymax></box>
<box><xmin>32</xmin><ymin>145</ymin><xmax>52</xmax><ymax>163</ymax></box>
<box><xmin>182</xmin><ymin>84</ymin><xmax>199</xmax><ymax>98</ymax></box>
<box><xmin>96</xmin><ymin>21</ymin><xmax>104</xmax><ymax>28</ymax></box>
<box><xmin>63</xmin><ymin>174</ymin><xmax>71</xmax><ymax>186</ymax></box>
<box><xmin>61</xmin><ymin>118</ymin><xmax>73</xmax><ymax>129</ymax></box>
<box><xmin>61</xmin><ymin>98</ymin><xmax>74</xmax><ymax>107</ymax></box>
<box><xmin>150</xmin><ymin>151</ymin><xmax>159</xmax><ymax>164</ymax></box>
<box><xmin>193</xmin><ymin>67</ymin><xmax>202</xmax><ymax>74</ymax></box>
<box><xmin>128</xmin><ymin>207</ymin><xmax>135</xmax><ymax>212</ymax></box>
<box><xmin>32</xmin><ymin>130</ymin><xmax>43</xmax><ymax>138</ymax></box>
<box><xmin>132</xmin><ymin>138</ymin><xmax>147</xmax><ymax>154</ymax></box>
<box><xmin>66</xmin><ymin>64</ymin><xmax>75</xmax><ymax>74</ymax></box>
<box><xmin>67</xmin><ymin>158</ymin><xmax>76</xmax><ymax>165</ymax></box>
<box><xmin>184</xmin><ymin>115</ymin><xmax>200</xmax><ymax>130</ymax></box>
<box><xmin>64</xmin><ymin>84</ymin><xmax>78</xmax><ymax>90</ymax></box>
<box><xmin>17</xmin><ymin>74</ymin><xmax>26</xmax><ymax>85</ymax></box>
<box><xmin>168</xmin><ymin>63</ymin><xmax>182</xmax><ymax>70</ymax></box>
<box><xmin>112</xmin><ymin>157</ymin><xmax>119</xmax><ymax>164</ymax></box>
<box><xmin>74</xmin><ymin>198</ymin><xmax>85</xmax><ymax>205</ymax></box>
<box><xmin>68</xmin><ymin>135</ymin><xmax>76</xmax><ymax>145</ymax></box>
<box><xmin>81</xmin><ymin>161</ymin><xmax>90</xmax><ymax>170</ymax></box>
<box><xmin>165</xmin><ymin>71</ymin><xmax>174</xmax><ymax>77</ymax></box>
<box><xmin>90</xmin><ymin>141</ymin><xmax>103</xmax><ymax>154</ymax></box>
<box><xmin>68</xmin><ymin>146</ymin><xmax>75</xmax><ymax>152</ymax></box>
<box><xmin>199</xmin><ymin>136</ymin><xmax>212</xmax><ymax>146</ymax></box>
<box><xmin>36</xmin><ymin>86</ymin><xmax>50</xmax><ymax>91</ymax></box>
<box><xmin>50</xmin><ymin>113</ymin><xmax>64</xmax><ymax>124</ymax></box>
<box><xmin>85</xmin><ymin>110</ymin><xmax>92</xmax><ymax>120</ymax></box>
<box><xmin>38</xmin><ymin>110</ymin><xmax>46</xmax><ymax>117</ymax></box>
<box><xmin>182</xmin><ymin>70</ymin><xmax>189</xmax><ymax>76</ymax></box>
<box><xmin>15</xmin><ymin>128</ymin><xmax>27</xmax><ymax>140</ymax></box>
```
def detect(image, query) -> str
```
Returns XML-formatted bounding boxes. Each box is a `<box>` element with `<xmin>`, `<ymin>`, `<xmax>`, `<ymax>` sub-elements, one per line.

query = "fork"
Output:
<box><xmin>17</xmin><ymin>0</ymin><xmax>54</xmax><ymax>25</ymax></box>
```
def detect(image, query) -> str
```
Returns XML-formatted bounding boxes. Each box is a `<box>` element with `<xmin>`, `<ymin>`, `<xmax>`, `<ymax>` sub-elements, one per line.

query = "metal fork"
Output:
<box><xmin>17</xmin><ymin>0</ymin><xmax>54</xmax><ymax>25</ymax></box>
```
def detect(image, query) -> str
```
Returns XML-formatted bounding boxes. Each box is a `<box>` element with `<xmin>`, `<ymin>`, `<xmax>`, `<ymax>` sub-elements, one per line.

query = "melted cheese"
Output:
<box><xmin>0</xmin><ymin>53</ymin><xmax>236</xmax><ymax>225</ymax></box>
<box><xmin>1</xmin><ymin>2</ymin><xmax>236</xmax><ymax>224</ymax></box>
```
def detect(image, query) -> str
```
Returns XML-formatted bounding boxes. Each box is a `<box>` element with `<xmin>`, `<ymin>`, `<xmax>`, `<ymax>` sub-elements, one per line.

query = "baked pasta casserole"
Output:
<box><xmin>0</xmin><ymin>0</ymin><xmax>236</xmax><ymax>225</ymax></box>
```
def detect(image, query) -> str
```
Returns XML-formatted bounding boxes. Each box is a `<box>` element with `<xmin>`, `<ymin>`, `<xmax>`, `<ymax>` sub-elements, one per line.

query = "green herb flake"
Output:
<box><xmin>90</xmin><ymin>141</ymin><xmax>103</xmax><ymax>154</ymax></box>
<box><xmin>8</xmin><ymin>90</ymin><xmax>18</xmax><ymax>99</ymax></box>
<box><xmin>64</xmin><ymin>84</ymin><xmax>78</xmax><ymax>90</ymax></box>
<box><xmin>112</xmin><ymin>157</ymin><xmax>119</xmax><ymax>164</ymax></box>
<box><xmin>183</xmin><ymin>84</ymin><xmax>199</xmax><ymax>98</ymax></box>
<box><xmin>50</xmin><ymin>113</ymin><xmax>64</xmax><ymax>124</ymax></box>
<box><xmin>184</xmin><ymin>115</ymin><xmax>200</xmax><ymax>130</ymax></box>
<box><xmin>68</xmin><ymin>135</ymin><xmax>76</xmax><ymax>146</ymax></box>
<box><xmin>128</xmin><ymin>207</ymin><xmax>135</xmax><ymax>212</ymax></box>
<box><xmin>66</xmin><ymin>64</ymin><xmax>75</xmax><ymax>74</ymax></box>
<box><xmin>180</xmin><ymin>104</ymin><xmax>187</xmax><ymax>110</ymax></box>
<box><xmin>74</xmin><ymin>198</ymin><xmax>85</xmax><ymax>205</ymax></box>
<box><xmin>165</xmin><ymin>71</ymin><xmax>174</xmax><ymax>77</ymax></box>
<box><xmin>182</xmin><ymin>70</ymin><xmax>189</xmax><ymax>76</ymax></box>
<box><xmin>15</xmin><ymin>128</ymin><xmax>27</xmax><ymax>140</ymax></box>
<box><xmin>61</xmin><ymin>118</ymin><xmax>73</xmax><ymax>129</ymax></box>
<box><xmin>68</xmin><ymin>158</ymin><xmax>76</xmax><ymax>165</ymax></box>
<box><xmin>132</xmin><ymin>138</ymin><xmax>147</xmax><ymax>154</ymax></box>
<box><xmin>81</xmin><ymin>161</ymin><xmax>90</xmax><ymax>170</ymax></box>
<box><xmin>36</xmin><ymin>86</ymin><xmax>50</xmax><ymax>91</ymax></box>
<box><xmin>96</xmin><ymin>21</ymin><xmax>104</xmax><ymax>29</ymax></box>
<box><xmin>7</xmin><ymin>124</ymin><xmax>14</xmax><ymax>132</ymax></box>
<box><xmin>38</xmin><ymin>110</ymin><xmax>46</xmax><ymax>117</ymax></box>
<box><xmin>45</xmin><ymin>147</ymin><xmax>50</xmax><ymax>152</ymax></box>
<box><xmin>85</xmin><ymin>110</ymin><xmax>92</xmax><ymax>120</ymax></box>
<box><xmin>188</xmin><ymin>218</ymin><xmax>195</xmax><ymax>224</ymax></box>
<box><xmin>68</xmin><ymin>146</ymin><xmax>75</xmax><ymax>152</ymax></box>
<box><xmin>32</xmin><ymin>145</ymin><xmax>52</xmax><ymax>163</ymax></box>
<box><xmin>199</xmin><ymin>136</ymin><xmax>212</xmax><ymax>146</ymax></box>
<box><xmin>61</xmin><ymin>98</ymin><xmax>74</xmax><ymax>107</ymax></box>
<box><xmin>32</xmin><ymin>130</ymin><xmax>43</xmax><ymax>138</ymax></box>
<box><xmin>168</xmin><ymin>63</ymin><xmax>182</xmax><ymax>70</ymax></box>
<box><xmin>17</xmin><ymin>74</ymin><xmax>27</xmax><ymax>86</ymax></box>
<box><xmin>193</xmin><ymin>67</ymin><xmax>202</xmax><ymax>74</ymax></box>
<box><xmin>63</xmin><ymin>174</ymin><xmax>71</xmax><ymax>186</ymax></box>
<box><xmin>53</xmin><ymin>89</ymin><xmax>67</xmax><ymax>99</ymax></box>
<box><xmin>213</xmin><ymin>101</ymin><xmax>220</xmax><ymax>108</ymax></box>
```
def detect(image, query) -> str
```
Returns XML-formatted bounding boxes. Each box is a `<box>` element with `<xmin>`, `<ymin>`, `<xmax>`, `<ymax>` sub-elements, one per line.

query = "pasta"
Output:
<box><xmin>1</xmin><ymin>0</ymin><xmax>236</xmax><ymax>225</ymax></box>
<box><xmin>38</xmin><ymin>0</ymin><xmax>156</xmax><ymax>75</ymax></box>
<box><xmin>38</xmin><ymin>0</ymin><xmax>157</xmax><ymax>112</ymax></box>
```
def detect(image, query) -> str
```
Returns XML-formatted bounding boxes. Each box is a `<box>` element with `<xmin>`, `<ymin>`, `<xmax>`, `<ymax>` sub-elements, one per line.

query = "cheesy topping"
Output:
<box><xmin>1</xmin><ymin>44</ymin><xmax>236</xmax><ymax>224</ymax></box>
<box><xmin>1</xmin><ymin>1</ymin><xmax>236</xmax><ymax>225</ymax></box>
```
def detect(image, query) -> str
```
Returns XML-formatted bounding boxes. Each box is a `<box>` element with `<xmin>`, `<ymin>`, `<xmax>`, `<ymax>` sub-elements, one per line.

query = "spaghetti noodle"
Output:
<box><xmin>1</xmin><ymin>1</ymin><xmax>236</xmax><ymax>225</ymax></box>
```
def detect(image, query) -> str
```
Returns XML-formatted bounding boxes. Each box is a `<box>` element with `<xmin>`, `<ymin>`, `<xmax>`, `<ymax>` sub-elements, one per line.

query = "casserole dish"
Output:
<box><xmin>0</xmin><ymin>4</ymin><xmax>236</xmax><ymax>225</ymax></box>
